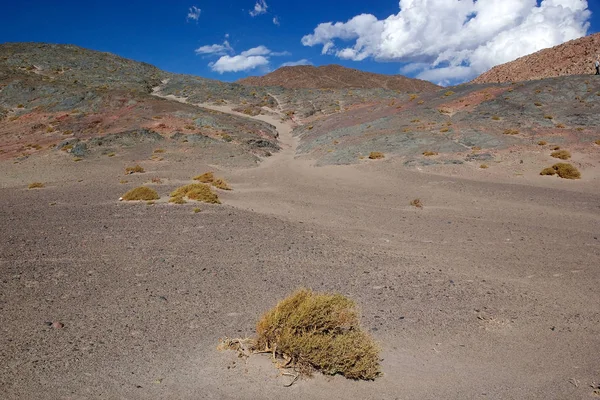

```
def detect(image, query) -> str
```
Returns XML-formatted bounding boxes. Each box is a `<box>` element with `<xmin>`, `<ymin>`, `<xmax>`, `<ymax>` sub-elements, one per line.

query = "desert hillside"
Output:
<box><xmin>238</xmin><ymin>64</ymin><xmax>440</xmax><ymax>91</ymax></box>
<box><xmin>474</xmin><ymin>32</ymin><xmax>600</xmax><ymax>84</ymax></box>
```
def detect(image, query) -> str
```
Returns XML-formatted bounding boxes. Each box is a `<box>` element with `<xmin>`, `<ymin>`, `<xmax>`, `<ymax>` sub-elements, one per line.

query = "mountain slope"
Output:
<box><xmin>473</xmin><ymin>33</ymin><xmax>600</xmax><ymax>84</ymax></box>
<box><xmin>238</xmin><ymin>64</ymin><xmax>440</xmax><ymax>92</ymax></box>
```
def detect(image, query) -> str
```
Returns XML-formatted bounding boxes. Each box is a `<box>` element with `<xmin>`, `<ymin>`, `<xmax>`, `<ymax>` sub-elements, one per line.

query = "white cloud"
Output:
<box><xmin>273</xmin><ymin>16</ymin><xmax>280</xmax><ymax>26</ymax></box>
<box><xmin>211</xmin><ymin>55</ymin><xmax>270</xmax><ymax>73</ymax></box>
<box><xmin>281</xmin><ymin>59</ymin><xmax>313</xmax><ymax>67</ymax></box>
<box><xmin>195</xmin><ymin>40</ymin><xmax>233</xmax><ymax>56</ymax></box>
<box><xmin>249</xmin><ymin>0</ymin><xmax>268</xmax><ymax>17</ymax></box>
<box><xmin>302</xmin><ymin>0</ymin><xmax>591</xmax><ymax>83</ymax></box>
<box><xmin>187</xmin><ymin>5</ymin><xmax>201</xmax><ymax>21</ymax></box>
<box><xmin>204</xmin><ymin>45</ymin><xmax>290</xmax><ymax>73</ymax></box>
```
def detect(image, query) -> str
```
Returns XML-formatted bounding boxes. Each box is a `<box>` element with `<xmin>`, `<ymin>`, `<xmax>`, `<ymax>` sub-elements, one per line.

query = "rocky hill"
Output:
<box><xmin>473</xmin><ymin>32</ymin><xmax>600</xmax><ymax>84</ymax></box>
<box><xmin>238</xmin><ymin>64</ymin><xmax>440</xmax><ymax>92</ymax></box>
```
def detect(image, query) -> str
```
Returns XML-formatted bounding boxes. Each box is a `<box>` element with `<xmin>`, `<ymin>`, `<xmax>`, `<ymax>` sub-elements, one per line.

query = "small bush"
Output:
<box><xmin>534</xmin><ymin>102</ymin><xmax>542</xmax><ymax>107</ymax></box>
<box><xmin>539</xmin><ymin>163</ymin><xmax>581</xmax><ymax>179</ymax></box>
<box><xmin>28</xmin><ymin>182</ymin><xmax>44</xmax><ymax>189</ymax></box>
<box><xmin>491</xmin><ymin>115</ymin><xmax>500</xmax><ymax>121</ymax></box>
<box><xmin>551</xmin><ymin>146</ymin><xmax>561</xmax><ymax>151</ymax></box>
<box><xmin>171</xmin><ymin>183</ymin><xmax>220</xmax><ymax>204</ymax></box>
<box><xmin>503</xmin><ymin>129</ymin><xmax>519</xmax><ymax>135</ymax></box>
<box><xmin>538</xmin><ymin>141</ymin><xmax>547</xmax><ymax>146</ymax></box>
<box><xmin>480</xmin><ymin>164</ymin><xmax>489</xmax><ymax>169</ymax></box>
<box><xmin>556</xmin><ymin>123</ymin><xmax>565</xmax><ymax>129</ymax></box>
<box><xmin>193</xmin><ymin>208</ymin><xmax>201</xmax><ymax>213</ymax></box>
<box><xmin>544</xmin><ymin>115</ymin><xmax>554</xmax><ymax>120</ymax></box>
<box><xmin>125</xmin><ymin>165</ymin><xmax>145</xmax><ymax>174</ymax></box>
<box><xmin>151</xmin><ymin>177</ymin><xmax>162</xmax><ymax>184</ymax></box>
<box><xmin>254</xmin><ymin>289</ymin><xmax>380</xmax><ymax>380</ymax></box>
<box><xmin>122</xmin><ymin>186</ymin><xmax>160</xmax><ymax>201</ymax></box>
<box><xmin>410</xmin><ymin>199</ymin><xmax>423</xmax><ymax>208</ymax></box>
<box><xmin>472</xmin><ymin>146</ymin><xmax>482</xmax><ymax>151</ymax></box>
<box><xmin>153</xmin><ymin>149</ymin><xmax>165</xmax><ymax>154</ymax></box>
<box><xmin>440</xmin><ymin>128</ymin><xmax>449</xmax><ymax>133</ymax></box>
<box><xmin>194</xmin><ymin>172</ymin><xmax>214</xmax><ymax>183</ymax></box>
<box><xmin>169</xmin><ymin>196</ymin><xmax>187</xmax><ymax>204</ymax></box>
<box><xmin>595</xmin><ymin>140</ymin><xmax>600</xmax><ymax>145</ymax></box>
<box><xmin>423</xmin><ymin>151</ymin><xmax>438</xmax><ymax>156</ymax></box>
<box><xmin>444</xmin><ymin>91</ymin><xmax>455</xmax><ymax>97</ymax></box>
<box><xmin>212</xmin><ymin>178</ymin><xmax>231</xmax><ymax>190</ymax></box>
<box><xmin>369</xmin><ymin>152</ymin><xmax>385</xmax><ymax>160</ymax></box>
<box><xmin>551</xmin><ymin>150</ymin><xmax>571</xmax><ymax>160</ymax></box>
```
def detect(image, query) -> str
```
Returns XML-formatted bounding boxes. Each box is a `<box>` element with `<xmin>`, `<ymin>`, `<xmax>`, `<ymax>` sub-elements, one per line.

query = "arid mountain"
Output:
<box><xmin>238</xmin><ymin>64</ymin><xmax>441</xmax><ymax>92</ymax></box>
<box><xmin>473</xmin><ymin>32</ymin><xmax>600</xmax><ymax>84</ymax></box>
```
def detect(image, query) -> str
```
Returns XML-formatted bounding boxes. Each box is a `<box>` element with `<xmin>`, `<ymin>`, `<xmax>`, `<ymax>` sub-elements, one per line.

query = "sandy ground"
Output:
<box><xmin>1</xmin><ymin>100</ymin><xmax>600</xmax><ymax>399</ymax></box>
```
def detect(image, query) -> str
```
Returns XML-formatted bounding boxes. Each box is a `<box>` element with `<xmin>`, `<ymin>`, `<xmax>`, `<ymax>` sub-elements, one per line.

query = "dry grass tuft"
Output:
<box><xmin>491</xmin><ymin>115</ymin><xmax>500</xmax><ymax>121</ymax></box>
<box><xmin>540</xmin><ymin>163</ymin><xmax>581</xmax><ymax>179</ymax></box>
<box><xmin>169</xmin><ymin>196</ymin><xmax>187</xmax><ymax>204</ymax></box>
<box><xmin>151</xmin><ymin>177</ymin><xmax>162</xmax><ymax>184</ymax></box>
<box><xmin>480</xmin><ymin>164</ymin><xmax>489</xmax><ymax>169</ymax></box>
<box><xmin>194</xmin><ymin>172</ymin><xmax>214</xmax><ymax>183</ymax></box>
<box><xmin>254</xmin><ymin>289</ymin><xmax>380</xmax><ymax>380</ymax></box>
<box><xmin>212</xmin><ymin>178</ymin><xmax>231</xmax><ymax>191</ymax></box>
<box><xmin>551</xmin><ymin>146</ymin><xmax>561</xmax><ymax>151</ymax></box>
<box><xmin>422</xmin><ymin>151</ymin><xmax>438</xmax><ymax>157</ymax></box>
<box><xmin>544</xmin><ymin>115</ymin><xmax>554</xmax><ymax>120</ymax></box>
<box><xmin>368</xmin><ymin>152</ymin><xmax>385</xmax><ymax>160</ymax></box>
<box><xmin>28</xmin><ymin>182</ymin><xmax>44</xmax><ymax>189</ymax></box>
<box><xmin>503</xmin><ymin>129</ymin><xmax>519</xmax><ymax>135</ymax></box>
<box><xmin>153</xmin><ymin>149</ymin><xmax>165</xmax><ymax>154</ymax></box>
<box><xmin>444</xmin><ymin>91</ymin><xmax>455</xmax><ymax>97</ymax></box>
<box><xmin>193</xmin><ymin>208</ymin><xmax>201</xmax><ymax>213</ymax></box>
<box><xmin>551</xmin><ymin>150</ymin><xmax>571</xmax><ymax>160</ymax></box>
<box><xmin>538</xmin><ymin>141</ymin><xmax>547</xmax><ymax>146</ymax></box>
<box><xmin>125</xmin><ymin>165</ymin><xmax>145</xmax><ymax>174</ymax></box>
<box><xmin>594</xmin><ymin>140</ymin><xmax>600</xmax><ymax>145</ymax></box>
<box><xmin>410</xmin><ymin>199</ymin><xmax>423</xmax><ymax>208</ymax></box>
<box><xmin>122</xmin><ymin>186</ymin><xmax>160</xmax><ymax>201</ymax></box>
<box><xmin>171</xmin><ymin>183</ymin><xmax>220</xmax><ymax>204</ymax></box>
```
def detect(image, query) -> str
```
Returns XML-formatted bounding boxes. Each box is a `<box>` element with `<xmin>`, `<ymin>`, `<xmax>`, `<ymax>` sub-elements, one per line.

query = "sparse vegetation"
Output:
<box><xmin>28</xmin><ymin>182</ymin><xmax>44</xmax><ymax>189</ymax></box>
<box><xmin>544</xmin><ymin>115</ymin><xmax>554</xmax><ymax>120</ymax></box>
<box><xmin>491</xmin><ymin>115</ymin><xmax>500</xmax><ymax>120</ymax></box>
<box><xmin>169</xmin><ymin>196</ymin><xmax>187</xmax><ymax>204</ymax></box>
<box><xmin>193</xmin><ymin>207</ymin><xmax>201</xmax><ymax>213</ymax></box>
<box><xmin>368</xmin><ymin>152</ymin><xmax>385</xmax><ymax>160</ymax></box>
<box><xmin>440</xmin><ymin>128</ymin><xmax>449</xmax><ymax>133</ymax></box>
<box><xmin>551</xmin><ymin>150</ymin><xmax>571</xmax><ymax>160</ymax></box>
<box><xmin>534</xmin><ymin>102</ymin><xmax>542</xmax><ymax>107</ymax></box>
<box><xmin>503</xmin><ymin>129</ymin><xmax>519</xmax><ymax>135</ymax></box>
<box><xmin>444</xmin><ymin>91</ymin><xmax>455</xmax><ymax>97</ymax></box>
<box><xmin>212</xmin><ymin>178</ymin><xmax>231</xmax><ymax>190</ymax></box>
<box><xmin>595</xmin><ymin>140</ymin><xmax>600</xmax><ymax>145</ymax></box>
<box><xmin>171</xmin><ymin>183</ymin><xmax>220</xmax><ymax>204</ymax></box>
<box><xmin>540</xmin><ymin>163</ymin><xmax>581</xmax><ymax>179</ymax></box>
<box><xmin>122</xmin><ymin>186</ymin><xmax>160</xmax><ymax>201</ymax></box>
<box><xmin>410</xmin><ymin>199</ymin><xmax>423</xmax><ymax>208</ymax></box>
<box><xmin>151</xmin><ymin>177</ymin><xmax>162</xmax><ymax>184</ymax></box>
<box><xmin>551</xmin><ymin>146</ymin><xmax>561</xmax><ymax>151</ymax></box>
<box><xmin>538</xmin><ymin>141</ymin><xmax>547</xmax><ymax>146</ymax></box>
<box><xmin>556</xmin><ymin>123</ymin><xmax>565</xmax><ymax>129</ymax></box>
<box><xmin>125</xmin><ymin>165</ymin><xmax>145</xmax><ymax>174</ymax></box>
<box><xmin>194</xmin><ymin>172</ymin><xmax>214</xmax><ymax>183</ymax></box>
<box><xmin>153</xmin><ymin>149</ymin><xmax>165</xmax><ymax>154</ymax></box>
<box><xmin>245</xmin><ymin>288</ymin><xmax>381</xmax><ymax>380</ymax></box>
<box><xmin>480</xmin><ymin>164</ymin><xmax>489</xmax><ymax>169</ymax></box>
<box><xmin>423</xmin><ymin>151</ymin><xmax>438</xmax><ymax>156</ymax></box>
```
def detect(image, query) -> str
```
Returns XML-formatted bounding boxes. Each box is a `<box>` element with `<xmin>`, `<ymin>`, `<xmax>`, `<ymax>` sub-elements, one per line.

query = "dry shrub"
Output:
<box><xmin>369</xmin><ymin>152</ymin><xmax>385</xmax><ymax>160</ymax></box>
<box><xmin>440</xmin><ymin>128</ymin><xmax>449</xmax><ymax>132</ymax></box>
<box><xmin>503</xmin><ymin>129</ymin><xmax>519</xmax><ymax>135</ymax></box>
<box><xmin>169</xmin><ymin>196</ymin><xmax>187</xmax><ymax>204</ymax></box>
<box><xmin>122</xmin><ymin>186</ymin><xmax>160</xmax><ymax>201</ymax></box>
<box><xmin>193</xmin><ymin>207</ymin><xmax>201</xmax><ymax>213</ymax></box>
<box><xmin>151</xmin><ymin>177</ymin><xmax>162</xmax><ymax>184</ymax></box>
<box><xmin>534</xmin><ymin>102</ymin><xmax>542</xmax><ymax>107</ymax></box>
<box><xmin>444</xmin><ymin>91</ymin><xmax>455</xmax><ymax>96</ymax></box>
<box><xmin>125</xmin><ymin>165</ymin><xmax>144</xmax><ymax>174</ymax></box>
<box><xmin>472</xmin><ymin>146</ymin><xmax>482</xmax><ymax>151</ymax></box>
<box><xmin>538</xmin><ymin>141</ymin><xmax>547</xmax><ymax>146</ymax></box>
<box><xmin>551</xmin><ymin>146</ymin><xmax>561</xmax><ymax>151</ymax></box>
<box><xmin>551</xmin><ymin>150</ymin><xmax>571</xmax><ymax>160</ymax></box>
<box><xmin>491</xmin><ymin>115</ymin><xmax>500</xmax><ymax>121</ymax></box>
<box><xmin>254</xmin><ymin>289</ymin><xmax>380</xmax><ymax>380</ymax></box>
<box><xmin>544</xmin><ymin>115</ymin><xmax>554</xmax><ymax>120</ymax></box>
<box><xmin>212</xmin><ymin>178</ymin><xmax>231</xmax><ymax>190</ymax></box>
<box><xmin>28</xmin><ymin>182</ymin><xmax>44</xmax><ymax>189</ymax></box>
<box><xmin>194</xmin><ymin>172</ymin><xmax>214</xmax><ymax>183</ymax></box>
<box><xmin>171</xmin><ymin>183</ymin><xmax>220</xmax><ymax>204</ymax></box>
<box><xmin>153</xmin><ymin>149</ymin><xmax>165</xmax><ymax>154</ymax></box>
<box><xmin>480</xmin><ymin>164</ymin><xmax>489</xmax><ymax>169</ymax></box>
<box><xmin>594</xmin><ymin>140</ymin><xmax>600</xmax><ymax>145</ymax></box>
<box><xmin>540</xmin><ymin>163</ymin><xmax>581</xmax><ymax>179</ymax></box>
<box><xmin>423</xmin><ymin>151</ymin><xmax>438</xmax><ymax>156</ymax></box>
<box><xmin>556</xmin><ymin>123</ymin><xmax>565</xmax><ymax>129</ymax></box>
<box><xmin>410</xmin><ymin>199</ymin><xmax>423</xmax><ymax>208</ymax></box>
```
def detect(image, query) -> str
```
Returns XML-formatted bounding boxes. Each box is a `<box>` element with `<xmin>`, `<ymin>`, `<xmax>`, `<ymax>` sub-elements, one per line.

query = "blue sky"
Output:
<box><xmin>1</xmin><ymin>1</ymin><xmax>599</xmax><ymax>84</ymax></box>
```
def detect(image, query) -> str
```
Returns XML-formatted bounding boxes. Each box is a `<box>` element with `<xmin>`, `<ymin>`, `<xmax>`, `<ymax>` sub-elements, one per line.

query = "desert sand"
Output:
<box><xmin>1</xmin><ymin>98</ymin><xmax>600</xmax><ymax>400</ymax></box>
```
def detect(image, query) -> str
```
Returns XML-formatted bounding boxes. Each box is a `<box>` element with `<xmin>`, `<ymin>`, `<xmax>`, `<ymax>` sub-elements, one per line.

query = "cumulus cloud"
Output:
<box><xmin>203</xmin><ymin>45</ymin><xmax>289</xmax><ymax>73</ymax></box>
<box><xmin>250</xmin><ymin>0</ymin><xmax>268</xmax><ymax>17</ymax></box>
<box><xmin>195</xmin><ymin>40</ymin><xmax>233</xmax><ymax>56</ymax></box>
<box><xmin>301</xmin><ymin>0</ymin><xmax>591</xmax><ymax>83</ymax></box>
<box><xmin>187</xmin><ymin>5</ymin><xmax>201</xmax><ymax>21</ymax></box>
<box><xmin>281</xmin><ymin>59</ymin><xmax>313</xmax><ymax>67</ymax></box>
